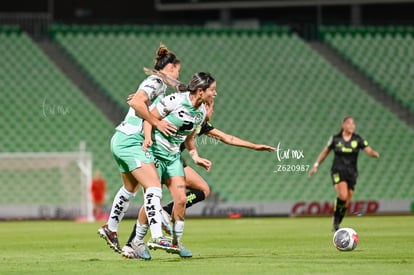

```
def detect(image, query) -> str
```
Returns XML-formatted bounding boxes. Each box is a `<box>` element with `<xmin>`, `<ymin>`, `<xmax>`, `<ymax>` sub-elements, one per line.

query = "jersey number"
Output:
<box><xmin>179</xmin><ymin>121</ymin><xmax>193</xmax><ymax>132</ymax></box>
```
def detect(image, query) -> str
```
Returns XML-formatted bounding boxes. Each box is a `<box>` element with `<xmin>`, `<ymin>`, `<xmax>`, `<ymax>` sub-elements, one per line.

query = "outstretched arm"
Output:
<box><xmin>364</xmin><ymin>146</ymin><xmax>380</xmax><ymax>158</ymax></box>
<box><xmin>309</xmin><ymin>147</ymin><xmax>331</xmax><ymax>176</ymax></box>
<box><xmin>206</xmin><ymin>128</ymin><xmax>275</xmax><ymax>152</ymax></box>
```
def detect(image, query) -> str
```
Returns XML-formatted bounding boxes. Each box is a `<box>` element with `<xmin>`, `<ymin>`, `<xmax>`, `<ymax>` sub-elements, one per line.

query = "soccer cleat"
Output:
<box><xmin>160</xmin><ymin>209</ymin><xmax>173</xmax><ymax>236</ymax></box>
<box><xmin>166</xmin><ymin>241</ymin><xmax>193</xmax><ymax>258</ymax></box>
<box><xmin>121</xmin><ymin>244</ymin><xmax>134</xmax><ymax>255</ymax></box>
<box><xmin>98</xmin><ymin>224</ymin><xmax>121</xmax><ymax>253</ymax></box>
<box><xmin>147</xmin><ymin>236</ymin><xmax>179</xmax><ymax>253</ymax></box>
<box><xmin>168</xmin><ymin>235</ymin><xmax>193</xmax><ymax>258</ymax></box>
<box><xmin>121</xmin><ymin>239</ymin><xmax>151</xmax><ymax>260</ymax></box>
<box><xmin>177</xmin><ymin>243</ymin><xmax>193</xmax><ymax>258</ymax></box>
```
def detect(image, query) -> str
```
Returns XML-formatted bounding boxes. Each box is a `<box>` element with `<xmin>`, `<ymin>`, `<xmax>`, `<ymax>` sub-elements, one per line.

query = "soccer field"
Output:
<box><xmin>1</xmin><ymin>216</ymin><xmax>413</xmax><ymax>274</ymax></box>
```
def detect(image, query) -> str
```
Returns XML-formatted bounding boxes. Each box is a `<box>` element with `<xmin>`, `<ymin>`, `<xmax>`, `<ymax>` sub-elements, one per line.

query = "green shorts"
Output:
<box><xmin>150</xmin><ymin>145</ymin><xmax>185</xmax><ymax>181</ymax></box>
<box><xmin>110</xmin><ymin>130</ymin><xmax>154</xmax><ymax>173</ymax></box>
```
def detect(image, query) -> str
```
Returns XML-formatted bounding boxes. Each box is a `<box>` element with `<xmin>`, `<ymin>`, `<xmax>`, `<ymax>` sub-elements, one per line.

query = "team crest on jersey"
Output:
<box><xmin>194</xmin><ymin>113</ymin><xmax>204</xmax><ymax>124</ymax></box>
<box><xmin>351</xmin><ymin>140</ymin><xmax>358</xmax><ymax>148</ymax></box>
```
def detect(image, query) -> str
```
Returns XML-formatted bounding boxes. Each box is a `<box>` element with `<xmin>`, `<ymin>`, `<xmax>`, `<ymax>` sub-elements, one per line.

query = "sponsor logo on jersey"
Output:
<box><xmin>144</xmin><ymin>84</ymin><xmax>156</xmax><ymax>91</ymax></box>
<box><xmin>152</xmin><ymin>77</ymin><xmax>162</xmax><ymax>84</ymax></box>
<box><xmin>351</xmin><ymin>140</ymin><xmax>358</xmax><ymax>148</ymax></box>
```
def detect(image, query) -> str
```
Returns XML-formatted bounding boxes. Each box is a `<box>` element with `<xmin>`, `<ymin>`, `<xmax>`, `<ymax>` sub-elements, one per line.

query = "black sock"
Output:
<box><xmin>339</xmin><ymin>206</ymin><xmax>347</xmax><ymax>224</ymax></box>
<box><xmin>185</xmin><ymin>189</ymin><xmax>206</xmax><ymax>208</ymax></box>
<box><xmin>334</xmin><ymin>198</ymin><xmax>346</xmax><ymax>225</ymax></box>
<box><xmin>126</xmin><ymin>222</ymin><xmax>137</xmax><ymax>247</ymax></box>
<box><xmin>162</xmin><ymin>189</ymin><xmax>206</xmax><ymax>215</ymax></box>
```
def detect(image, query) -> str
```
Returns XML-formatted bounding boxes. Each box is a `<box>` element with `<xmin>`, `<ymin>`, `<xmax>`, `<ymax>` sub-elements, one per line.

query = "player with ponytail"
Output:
<box><xmin>98</xmin><ymin>44</ymin><xmax>181</xmax><ymax>256</ymax></box>
<box><xmin>122</xmin><ymin>72</ymin><xmax>275</xmax><ymax>259</ymax></box>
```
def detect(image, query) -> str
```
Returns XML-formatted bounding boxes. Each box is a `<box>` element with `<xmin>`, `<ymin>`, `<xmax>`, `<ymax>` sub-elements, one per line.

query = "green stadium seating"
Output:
<box><xmin>0</xmin><ymin>30</ymin><xmax>116</xmax><ymax>205</ymax></box>
<box><xmin>50</xmin><ymin>25</ymin><xmax>414</xmax><ymax>204</ymax></box>
<box><xmin>3</xmin><ymin>25</ymin><xmax>412</xmax><ymax>206</ymax></box>
<box><xmin>321</xmin><ymin>25</ymin><xmax>414</xmax><ymax>112</ymax></box>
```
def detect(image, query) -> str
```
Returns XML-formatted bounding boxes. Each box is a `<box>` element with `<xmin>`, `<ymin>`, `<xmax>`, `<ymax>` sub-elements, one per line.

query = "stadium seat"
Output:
<box><xmin>322</xmin><ymin>25</ymin><xmax>414</xmax><ymax>112</ymax></box>
<box><xmin>15</xmin><ymin>24</ymin><xmax>411</xmax><ymax>204</ymax></box>
<box><xmin>0</xmin><ymin>29</ymin><xmax>116</xmax><ymax>205</ymax></box>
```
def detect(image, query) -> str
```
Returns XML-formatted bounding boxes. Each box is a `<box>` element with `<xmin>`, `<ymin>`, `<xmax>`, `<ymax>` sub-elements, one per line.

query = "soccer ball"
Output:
<box><xmin>333</xmin><ymin>227</ymin><xmax>359</xmax><ymax>251</ymax></box>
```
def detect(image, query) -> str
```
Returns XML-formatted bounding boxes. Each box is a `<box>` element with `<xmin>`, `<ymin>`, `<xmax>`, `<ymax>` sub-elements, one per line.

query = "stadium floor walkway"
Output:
<box><xmin>308</xmin><ymin>40</ymin><xmax>414</xmax><ymax>128</ymax></box>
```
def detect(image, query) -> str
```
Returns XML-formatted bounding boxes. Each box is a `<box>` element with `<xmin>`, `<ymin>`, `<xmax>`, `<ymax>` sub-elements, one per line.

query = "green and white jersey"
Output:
<box><xmin>116</xmin><ymin>75</ymin><xmax>167</xmax><ymax>135</ymax></box>
<box><xmin>153</xmin><ymin>92</ymin><xmax>206</xmax><ymax>155</ymax></box>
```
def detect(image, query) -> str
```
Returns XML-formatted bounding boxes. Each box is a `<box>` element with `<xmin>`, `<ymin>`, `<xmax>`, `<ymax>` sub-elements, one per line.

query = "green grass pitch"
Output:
<box><xmin>0</xmin><ymin>216</ymin><xmax>413</xmax><ymax>274</ymax></box>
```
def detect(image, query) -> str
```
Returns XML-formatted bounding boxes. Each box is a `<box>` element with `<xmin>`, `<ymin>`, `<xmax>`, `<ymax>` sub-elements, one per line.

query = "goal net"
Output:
<box><xmin>0</xmin><ymin>152</ymin><xmax>93</xmax><ymax>221</ymax></box>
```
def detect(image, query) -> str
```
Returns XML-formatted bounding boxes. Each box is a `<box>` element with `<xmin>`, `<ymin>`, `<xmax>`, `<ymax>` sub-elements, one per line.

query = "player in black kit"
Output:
<box><xmin>309</xmin><ymin>116</ymin><xmax>379</xmax><ymax>231</ymax></box>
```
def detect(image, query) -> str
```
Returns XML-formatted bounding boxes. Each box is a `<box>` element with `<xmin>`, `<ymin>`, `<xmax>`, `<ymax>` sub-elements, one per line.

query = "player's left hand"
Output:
<box><xmin>194</xmin><ymin>157</ymin><xmax>212</xmax><ymax>171</ymax></box>
<box><xmin>255</xmin><ymin>144</ymin><xmax>276</xmax><ymax>152</ymax></box>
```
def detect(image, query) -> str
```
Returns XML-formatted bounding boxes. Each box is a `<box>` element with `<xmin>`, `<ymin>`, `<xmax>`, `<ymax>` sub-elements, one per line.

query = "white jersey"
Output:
<box><xmin>153</xmin><ymin>92</ymin><xmax>206</xmax><ymax>155</ymax></box>
<box><xmin>116</xmin><ymin>75</ymin><xmax>167</xmax><ymax>135</ymax></box>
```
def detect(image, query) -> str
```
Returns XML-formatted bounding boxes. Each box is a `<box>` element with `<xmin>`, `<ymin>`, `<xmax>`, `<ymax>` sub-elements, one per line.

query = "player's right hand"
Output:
<box><xmin>308</xmin><ymin>166</ymin><xmax>318</xmax><ymax>177</ymax></box>
<box><xmin>142</xmin><ymin>139</ymin><xmax>153</xmax><ymax>152</ymax></box>
<box><xmin>155</xmin><ymin>120</ymin><xmax>177</xmax><ymax>136</ymax></box>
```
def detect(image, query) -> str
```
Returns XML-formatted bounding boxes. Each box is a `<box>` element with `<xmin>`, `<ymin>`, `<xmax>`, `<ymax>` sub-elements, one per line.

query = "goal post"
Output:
<box><xmin>0</xmin><ymin>151</ymin><xmax>93</xmax><ymax>221</ymax></box>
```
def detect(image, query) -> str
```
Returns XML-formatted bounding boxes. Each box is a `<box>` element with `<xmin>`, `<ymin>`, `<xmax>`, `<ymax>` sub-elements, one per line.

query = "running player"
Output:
<box><xmin>97</xmin><ymin>44</ymin><xmax>181</xmax><ymax>255</ymax></box>
<box><xmin>122</xmin><ymin>98</ymin><xmax>276</xmax><ymax>260</ymax></box>
<box><xmin>122</xmin><ymin>72</ymin><xmax>216</xmax><ymax>259</ymax></box>
<box><xmin>164</xmin><ymin>100</ymin><xmax>275</xmax><ymax>218</ymax></box>
<box><xmin>309</xmin><ymin>116</ymin><xmax>379</xmax><ymax>231</ymax></box>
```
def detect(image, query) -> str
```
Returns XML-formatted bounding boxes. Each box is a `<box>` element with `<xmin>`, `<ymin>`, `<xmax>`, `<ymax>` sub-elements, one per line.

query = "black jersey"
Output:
<box><xmin>179</xmin><ymin>120</ymin><xmax>215</xmax><ymax>152</ymax></box>
<box><xmin>327</xmin><ymin>133</ymin><xmax>368</xmax><ymax>175</ymax></box>
<box><xmin>197</xmin><ymin>121</ymin><xmax>215</xmax><ymax>136</ymax></box>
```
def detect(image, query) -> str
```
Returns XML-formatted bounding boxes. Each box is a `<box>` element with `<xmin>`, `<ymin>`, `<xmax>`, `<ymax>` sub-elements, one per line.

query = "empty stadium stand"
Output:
<box><xmin>0</xmin><ymin>27</ymin><xmax>116</xmax><ymax>204</ymax></box>
<box><xmin>1</xmin><ymin>24</ymin><xmax>413</xmax><ymax>206</ymax></box>
<box><xmin>49</xmin><ymin>25</ymin><xmax>414</xmax><ymax>203</ymax></box>
<box><xmin>321</xmin><ymin>26</ymin><xmax>414</xmax><ymax>112</ymax></box>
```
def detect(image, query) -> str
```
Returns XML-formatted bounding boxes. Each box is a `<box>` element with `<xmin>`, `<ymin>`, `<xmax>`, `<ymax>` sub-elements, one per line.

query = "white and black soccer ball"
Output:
<box><xmin>333</xmin><ymin>227</ymin><xmax>359</xmax><ymax>251</ymax></box>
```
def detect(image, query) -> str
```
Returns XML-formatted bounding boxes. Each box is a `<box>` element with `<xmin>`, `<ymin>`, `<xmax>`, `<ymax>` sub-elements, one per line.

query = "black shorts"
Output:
<box><xmin>330</xmin><ymin>170</ymin><xmax>357</xmax><ymax>190</ymax></box>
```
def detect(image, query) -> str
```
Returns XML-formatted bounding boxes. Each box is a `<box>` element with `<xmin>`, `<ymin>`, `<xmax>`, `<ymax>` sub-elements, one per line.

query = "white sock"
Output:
<box><xmin>107</xmin><ymin>186</ymin><xmax>135</xmax><ymax>232</ymax></box>
<box><xmin>144</xmin><ymin>187</ymin><xmax>163</xmax><ymax>238</ymax></box>
<box><xmin>135</xmin><ymin>222</ymin><xmax>149</xmax><ymax>241</ymax></box>
<box><xmin>173</xmin><ymin>220</ymin><xmax>185</xmax><ymax>244</ymax></box>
